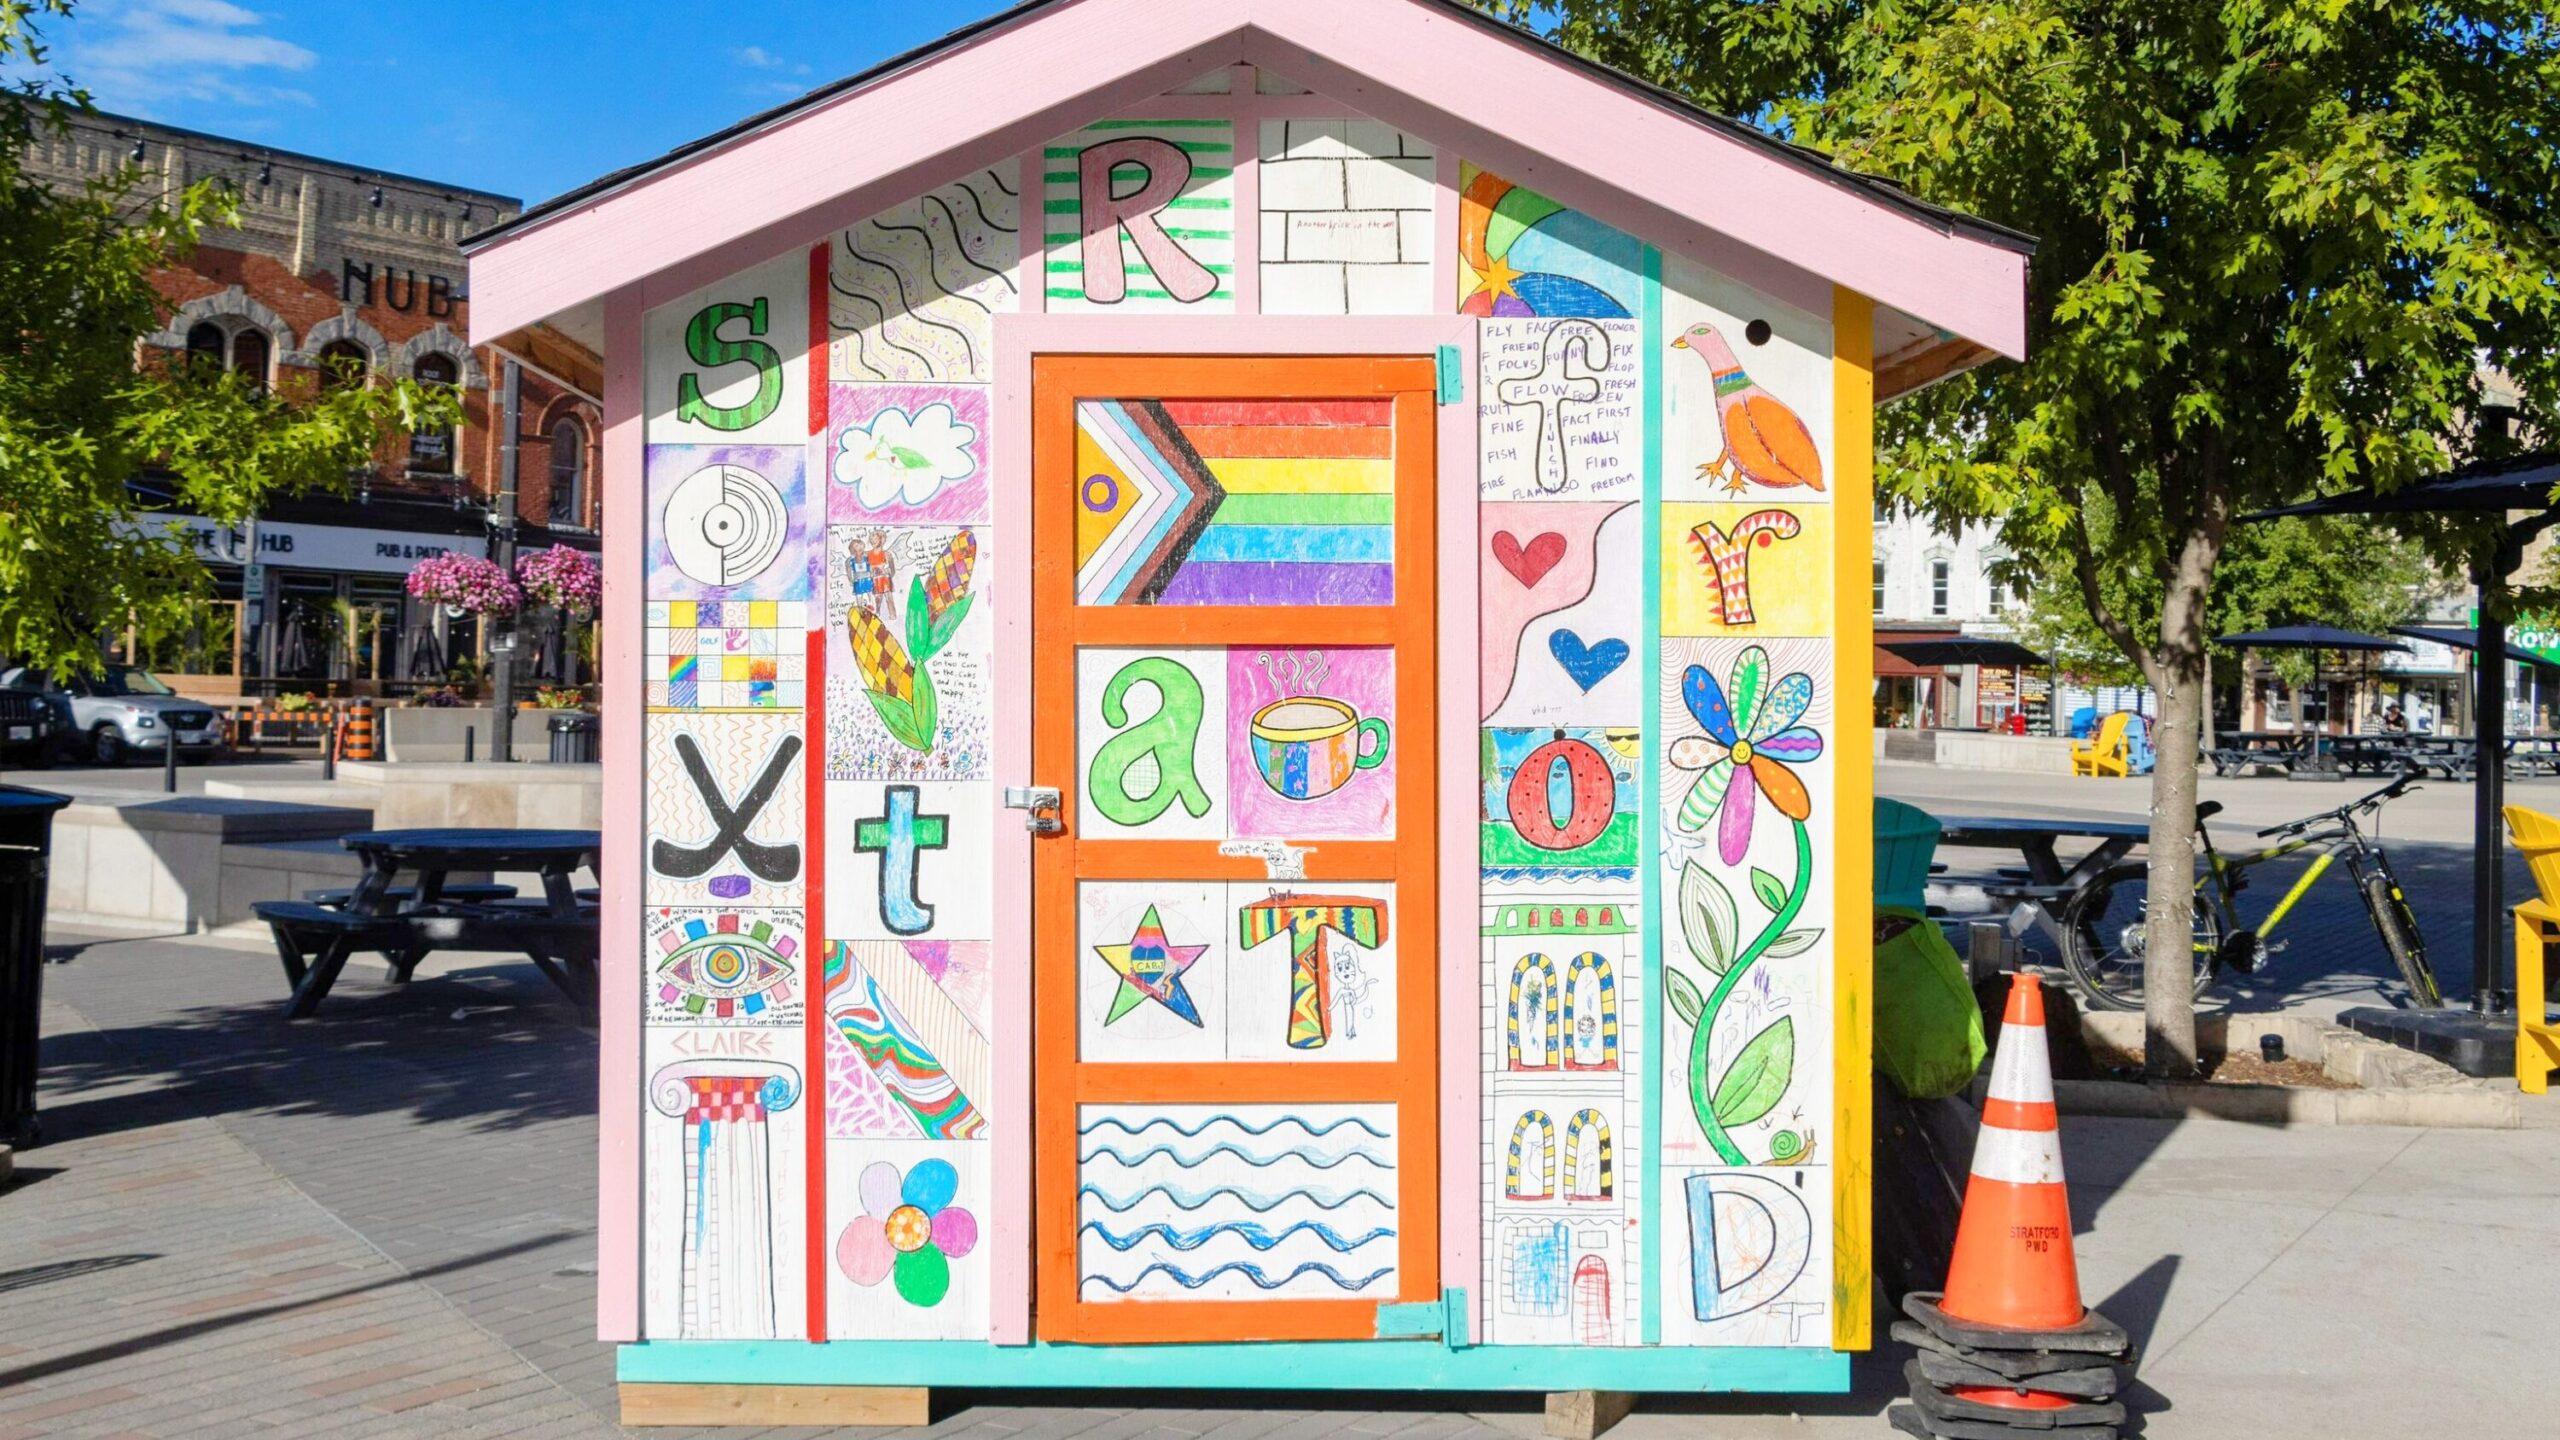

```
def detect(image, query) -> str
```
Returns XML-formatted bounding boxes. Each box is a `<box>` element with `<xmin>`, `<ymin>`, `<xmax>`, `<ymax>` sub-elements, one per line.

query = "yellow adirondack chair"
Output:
<box><xmin>2071</xmin><ymin>711</ymin><xmax>2133</xmax><ymax>778</ymax></box>
<box><xmin>2502</xmin><ymin>804</ymin><xmax>2560</xmax><ymax>1093</ymax></box>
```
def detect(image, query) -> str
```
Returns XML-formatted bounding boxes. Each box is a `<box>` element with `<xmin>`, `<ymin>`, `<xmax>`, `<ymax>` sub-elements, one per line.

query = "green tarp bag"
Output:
<box><xmin>1873</xmin><ymin>908</ymin><xmax>1987</xmax><ymax>1099</ymax></box>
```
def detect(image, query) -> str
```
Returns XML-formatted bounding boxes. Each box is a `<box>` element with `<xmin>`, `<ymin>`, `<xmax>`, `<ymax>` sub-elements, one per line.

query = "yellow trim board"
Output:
<box><xmin>1829</xmin><ymin>285</ymin><xmax>1877</xmax><ymax>1352</ymax></box>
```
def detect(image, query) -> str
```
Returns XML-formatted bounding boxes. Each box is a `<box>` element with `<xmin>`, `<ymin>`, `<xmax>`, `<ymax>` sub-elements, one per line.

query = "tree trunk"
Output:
<box><xmin>2142</xmin><ymin>536</ymin><xmax>2218</xmax><ymax>1079</ymax></box>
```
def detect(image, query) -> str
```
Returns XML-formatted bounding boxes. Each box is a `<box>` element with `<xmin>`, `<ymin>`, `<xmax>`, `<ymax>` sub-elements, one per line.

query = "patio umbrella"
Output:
<box><xmin>275</xmin><ymin>607</ymin><xmax>311</xmax><ymax>677</ymax></box>
<box><xmin>1877</xmin><ymin>638</ymin><xmax>2050</xmax><ymax>668</ymax></box>
<box><xmin>2212</xmin><ymin>627</ymin><xmax>2408</xmax><ymax>766</ymax></box>
<box><xmin>2241</xmin><ymin>449</ymin><xmax>2560</xmax><ymax>1067</ymax></box>
<box><xmin>406</xmin><ymin>623</ymin><xmax>445</xmax><ymax>680</ymax></box>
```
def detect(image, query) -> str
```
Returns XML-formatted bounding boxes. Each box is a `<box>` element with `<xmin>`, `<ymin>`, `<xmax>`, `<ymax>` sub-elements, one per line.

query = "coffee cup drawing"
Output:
<box><xmin>1249</xmin><ymin>696</ymin><xmax>1389</xmax><ymax>801</ymax></box>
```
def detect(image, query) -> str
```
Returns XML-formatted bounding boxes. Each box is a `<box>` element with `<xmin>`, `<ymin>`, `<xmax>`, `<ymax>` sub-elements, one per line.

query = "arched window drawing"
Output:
<box><xmin>1563</xmin><ymin>1109</ymin><xmax>1613</xmax><ymax>1200</ymax></box>
<box><xmin>1505</xmin><ymin>1109</ymin><xmax>1555</xmax><ymax>1200</ymax></box>
<box><xmin>1562</xmin><ymin>950</ymin><xmax>1618</xmax><ymax>1070</ymax></box>
<box><xmin>1571</xmin><ymin>1255</ymin><xmax>1614</xmax><ymax>1345</ymax></box>
<box><xmin>1506</xmin><ymin>952</ymin><xmax>1559</xmax><ymax>1070</ymax></box>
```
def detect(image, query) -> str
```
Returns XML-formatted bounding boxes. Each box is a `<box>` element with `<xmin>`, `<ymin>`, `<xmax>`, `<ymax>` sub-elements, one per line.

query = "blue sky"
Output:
<box><xmin>27</xmin><ymin>0</ymin><xmax>1022</xmax><ymax>204</ymax></box>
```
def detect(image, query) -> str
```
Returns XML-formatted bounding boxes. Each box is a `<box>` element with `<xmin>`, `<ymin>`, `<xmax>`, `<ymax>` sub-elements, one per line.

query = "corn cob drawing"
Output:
<box><xmin>845</xmin><ymin>530</ymin><xmax>978</xmax><ymax>753</ymax></box>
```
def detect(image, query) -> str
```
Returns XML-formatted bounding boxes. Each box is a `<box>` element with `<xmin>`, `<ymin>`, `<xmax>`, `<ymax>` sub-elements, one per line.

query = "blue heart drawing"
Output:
<box><xmin>1549</xmin><ymin>630</ymin><xmax>1630</xmax><ymax>692</ymax></box>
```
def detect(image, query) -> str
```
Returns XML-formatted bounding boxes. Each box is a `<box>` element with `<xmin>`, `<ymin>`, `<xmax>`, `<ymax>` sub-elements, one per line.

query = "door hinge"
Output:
<box><xmin>1435</xmin><ymin>344</ymin><xmax>1464</xmax><ymax>405</ymax></box>
<box><xmin>1373</xmin><ymin>1287</ymin><xmax>1472</xmax><ymax>1347</ymax></box>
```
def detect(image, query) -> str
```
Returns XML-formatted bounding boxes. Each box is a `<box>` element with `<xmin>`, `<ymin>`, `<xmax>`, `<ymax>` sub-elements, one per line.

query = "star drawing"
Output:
<box><xmin>1094</xmin><ymin>904</ymin><xmax>1207</xmax><ymax>1026</ymax></box>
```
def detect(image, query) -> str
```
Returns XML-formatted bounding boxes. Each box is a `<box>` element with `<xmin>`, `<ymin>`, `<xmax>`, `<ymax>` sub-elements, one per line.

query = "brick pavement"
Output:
<box><xmin>12</xmin><ymin>932</ymin><xmax>1549</xmax><ymax>1439</ymax></box>
<box><xmin>0</xmin><ymin>972</ymin><xmax>601</xmax><ymax>1439</ymax></box>
<box><xmin>4</xmin><ymin>768</ymin><xmax>2528</xmax><ymax>1437</ymax></box>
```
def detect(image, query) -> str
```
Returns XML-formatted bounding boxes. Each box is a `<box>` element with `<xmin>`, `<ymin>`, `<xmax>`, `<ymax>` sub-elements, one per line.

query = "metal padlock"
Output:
<box><xmin>1003</xmin><ymin>785</ymin><xmax>1064</xmax><ymax>835</ymax></box>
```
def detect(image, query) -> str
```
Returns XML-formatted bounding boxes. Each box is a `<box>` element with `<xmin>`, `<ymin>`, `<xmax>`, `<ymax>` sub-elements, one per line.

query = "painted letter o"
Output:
<box><xmin>1506</xmin><ymin>737</ymin><xmax>1615</xmax><ymax>851</ymax></box>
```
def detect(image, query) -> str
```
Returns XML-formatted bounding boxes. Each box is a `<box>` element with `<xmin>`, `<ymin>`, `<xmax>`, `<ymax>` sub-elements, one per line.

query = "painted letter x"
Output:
<box><xmin>653</xmin><ymin>733</ymin><xmax>803</xmax><ymax>881</ymax></box>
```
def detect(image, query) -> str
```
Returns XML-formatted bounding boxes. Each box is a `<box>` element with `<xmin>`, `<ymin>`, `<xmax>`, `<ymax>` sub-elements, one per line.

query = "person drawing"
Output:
<box><xmin>1330</xmin><ymin>948</ymin><xmax>1376</xmax><ymax>1042</ymax></box>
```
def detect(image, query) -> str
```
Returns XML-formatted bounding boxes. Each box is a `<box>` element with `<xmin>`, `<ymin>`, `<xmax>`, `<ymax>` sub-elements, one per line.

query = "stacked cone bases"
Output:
<box><xmin>1888</xmin><ymin>973</ymin><xmax>2138</xmax><ymax>1440</ymax></box>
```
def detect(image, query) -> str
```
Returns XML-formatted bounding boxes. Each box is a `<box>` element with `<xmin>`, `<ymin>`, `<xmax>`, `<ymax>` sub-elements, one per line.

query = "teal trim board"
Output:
<box><xmin>619</xmin><ymin>1340</ymin><xmax>1848</xmax><ymax>1393</ymax></box>
<box><xmin>1638</xmin><ymin>241</ymin><xmax>1666</xmax><ymax>1347</ymax></box>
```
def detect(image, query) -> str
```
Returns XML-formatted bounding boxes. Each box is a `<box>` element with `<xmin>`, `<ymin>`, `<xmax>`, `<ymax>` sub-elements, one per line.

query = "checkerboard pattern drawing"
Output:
<box><xmin>645</xmin><ymin>599</ymin><xmax>809</xmax><ymax>710</ymax></box>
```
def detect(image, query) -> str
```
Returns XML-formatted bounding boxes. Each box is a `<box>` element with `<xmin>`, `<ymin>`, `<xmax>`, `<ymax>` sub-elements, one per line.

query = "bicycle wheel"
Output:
<box><xmin>2361</xmin><ymin>868</ymin><xmax>2444</xmax><ymax>1007</ymax></box>
<box><xmin>2058</xmin><ymin>862</ymin><xmax>2223</xmax><ymax>1012</ymax></box>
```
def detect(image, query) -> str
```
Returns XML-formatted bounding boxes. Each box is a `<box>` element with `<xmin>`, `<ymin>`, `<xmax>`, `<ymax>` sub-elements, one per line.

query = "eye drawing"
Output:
<box><xmin>656</xmin><ymin>913</ymin><xmax>800</xmax><ymax>1019</ymax></box>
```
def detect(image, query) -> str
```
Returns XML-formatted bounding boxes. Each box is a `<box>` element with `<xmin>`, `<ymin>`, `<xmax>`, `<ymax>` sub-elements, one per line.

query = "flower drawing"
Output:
<box><xmin>835</xmin><ymin>402</ymin><xmax>978</xmax><ymax>511</ymax></box>
<box><xmin>1669</xmin><ymin>646</ymin><xmax>1823</xmax><ymax>863</ymax></box>
<box><xmin>836</xmin><ymin>1158</ymin><xmax>977</xmax><ymax>1307</ymax></box>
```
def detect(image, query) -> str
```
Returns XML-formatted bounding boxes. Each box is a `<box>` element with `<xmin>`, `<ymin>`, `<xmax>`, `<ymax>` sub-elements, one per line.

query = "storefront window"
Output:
<box><xmin>411</xmin><ymin>353</ymin><xmax>459</xmax><ymax>474</ymax></box>
<box><xmin>549</xmin><ymin>417</ymin><xmax>589</xmax><ymax>528</ymax></box>
<box><xmin>317</xmin><ymin>340</ymin><xmax>370</xmax><ymax>390</ymax></box>
<box><xmin>184</xmin><ymin>322</ymin><xmax>272</xmax><ymax>392</ymax></box>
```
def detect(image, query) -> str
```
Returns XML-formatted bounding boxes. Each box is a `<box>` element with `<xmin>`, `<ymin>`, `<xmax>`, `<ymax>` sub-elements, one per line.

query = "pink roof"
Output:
<box><xmin>463</xmin><ymin>0</ymin><xmax>2029</xmax><ymax>357</ymax></box>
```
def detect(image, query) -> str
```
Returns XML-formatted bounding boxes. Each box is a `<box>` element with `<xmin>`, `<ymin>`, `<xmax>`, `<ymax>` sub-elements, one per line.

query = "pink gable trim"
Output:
<box><xmin>467</xmin><ymin>0</ymin><xmax>2026</xmax><ymax>356</ymax></box>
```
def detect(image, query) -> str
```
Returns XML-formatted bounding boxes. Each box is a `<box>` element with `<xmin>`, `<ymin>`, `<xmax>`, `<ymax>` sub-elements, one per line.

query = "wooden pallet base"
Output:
<box><xmin>1544</xmin><ymin>1389</ymin><xmax>1636</xmax><ymax>1440</ymax></box>
<box><xmin>620</xmin><ymin>1382</ymin><xmax>930</xmax><ymax>1427</ymax></box>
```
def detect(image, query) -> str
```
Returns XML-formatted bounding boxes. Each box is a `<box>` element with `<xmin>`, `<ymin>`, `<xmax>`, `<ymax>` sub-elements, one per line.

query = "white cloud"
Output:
<box><xmin>732</xmin><ymin>45</ymin><xmax>810</xmax><ymax>76</ymax></box>
<box><xmin>60</xmin><ymin>0</ymin><xmax>318</xmax><ymax>109</ymax></box>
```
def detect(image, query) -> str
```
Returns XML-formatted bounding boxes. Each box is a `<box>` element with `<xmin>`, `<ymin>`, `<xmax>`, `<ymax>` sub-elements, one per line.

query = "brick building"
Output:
<box><xmin>19</xmin><ymin>109</ymin><xmax>603</xmax><ymax>695</ymax></box>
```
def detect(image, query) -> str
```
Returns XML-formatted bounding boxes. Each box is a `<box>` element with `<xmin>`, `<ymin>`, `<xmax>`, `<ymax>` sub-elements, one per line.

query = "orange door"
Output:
<box><xmin>1033</xmin><ymin>354</ymin><xmax>1439</xmax><ymax>1343</ymax></box>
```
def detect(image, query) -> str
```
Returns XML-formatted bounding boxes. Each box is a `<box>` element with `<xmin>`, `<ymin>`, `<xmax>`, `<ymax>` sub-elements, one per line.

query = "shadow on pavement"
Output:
<box><xmin>0</xmin><ymin>1254</ymin><xmax>160</xmax><ymax>1295</ymax></box>
<box><xmin>2097</xmin><ymin>1255</ymin><xmax>2180</xmax><ymax>1431</ymax></box>
<box><xmin>0</xmin><ymin>1233</ymin><xmax>575</xmax><ymax>1392</ymax></box>
<box><xmin>36</xmin><ymin>954</ymin><xmax>594</xmax><ymax>1141</ymax></box>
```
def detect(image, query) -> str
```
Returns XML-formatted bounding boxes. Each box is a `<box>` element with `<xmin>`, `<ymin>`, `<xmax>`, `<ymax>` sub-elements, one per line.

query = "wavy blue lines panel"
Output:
<box><xmin>1077</xmin><ymin>1104</ymin><xmax>1398</xmax><ymax>1302</ymax></box>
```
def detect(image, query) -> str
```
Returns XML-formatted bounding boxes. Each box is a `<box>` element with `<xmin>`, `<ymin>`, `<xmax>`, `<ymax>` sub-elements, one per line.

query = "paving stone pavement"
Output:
<box><xmin>9</xmin><ymin>932</ymin><xmax>1573</xmax><ymax>1440</ymax></box>
<box><xmin>4</xmin><ymin>763</ymin><xmax>2545</xmax><ymax>1438</ymax></box>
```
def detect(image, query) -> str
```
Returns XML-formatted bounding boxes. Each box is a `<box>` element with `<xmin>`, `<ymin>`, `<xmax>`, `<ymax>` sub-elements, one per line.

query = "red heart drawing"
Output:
<box><xmin>1491</xmin><ymin>530</ymin><xmax>1567</xmax><ymax>589</ymax></box>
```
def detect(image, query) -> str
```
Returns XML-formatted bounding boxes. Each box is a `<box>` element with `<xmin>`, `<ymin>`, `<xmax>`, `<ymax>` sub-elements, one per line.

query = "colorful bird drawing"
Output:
<box><xmin>1670</xmin><ymin>322</ymin><xmax>1825</xmax><ymax>496</ymax></box>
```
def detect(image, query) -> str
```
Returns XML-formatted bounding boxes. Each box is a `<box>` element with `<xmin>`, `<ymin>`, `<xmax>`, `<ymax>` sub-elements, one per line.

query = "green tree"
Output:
<box><xmin>1</xmin><ymin>0</ymin><xmax>457</xmax><ymax>677</ymax></box>
<box><xmin>2010</xmin><ymin>516</ymin><xmax>2439</xmax><ymax>693</ymax></box>
<box><xmin>1497</xmin><ymin>0</ymin><xmax>2560</xmax><ymax>1073</ymax></box>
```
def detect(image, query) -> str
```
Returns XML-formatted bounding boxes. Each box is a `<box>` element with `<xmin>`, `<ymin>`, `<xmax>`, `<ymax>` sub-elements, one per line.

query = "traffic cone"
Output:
<box><xmin>1942</xmin><ymin>970</ymin><xmax>2081</xmax><ymax>1333</ymax></box>
<box><xmin>1891</xmin><ymin>971</ymin><xmax>2134</xmax><ymax>1432</ymax></box>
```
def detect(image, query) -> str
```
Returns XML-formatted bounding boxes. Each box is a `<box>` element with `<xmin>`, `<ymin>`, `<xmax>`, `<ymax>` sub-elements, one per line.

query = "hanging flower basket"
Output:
<box><xmin>515</xmin><ymin>545</ymin><xmax>602</xmax><ymax>615</ymax></box>
<box><xmin>406</xmin><ymin>553</ymin><xmax>521</xmax><ymax>615</ymax></box>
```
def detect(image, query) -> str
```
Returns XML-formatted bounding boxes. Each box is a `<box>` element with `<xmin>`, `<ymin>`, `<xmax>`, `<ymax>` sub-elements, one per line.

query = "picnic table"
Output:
<box><xmin>255</xmin><ymin>828</ymin><xmax>600</xmax><ymax>1019</ymax></box>
<box><xmin>1928</xmin><ymin>814</ymin><xmax>2156</xmax><ymax>950</ymax></box>
<box><xmin>2507</xmin><ymin>735</ymin><xmax>2560</xmax><ymax>779</ymax></box>
<box><xmin>2205</xmin><ymin>730</ymin><xmax>2308</xmax><ymax>776</ymax></box>
<box><xmin>2393</xmin><ymin>734</ymin><xmax>2473</xmax><ymax>780</ymax></box>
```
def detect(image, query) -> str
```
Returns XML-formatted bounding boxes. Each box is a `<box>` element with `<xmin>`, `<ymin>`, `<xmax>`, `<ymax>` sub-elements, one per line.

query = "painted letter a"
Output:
<box><xmin>1087</xmin><ymin>657</ymin><xmax>1211</xmax><ymax>828</ymax></box>
<box><xmin>1077</xmin><ymin>138</ymin><xmax>1218</xmax><ymax>305</ymax></box>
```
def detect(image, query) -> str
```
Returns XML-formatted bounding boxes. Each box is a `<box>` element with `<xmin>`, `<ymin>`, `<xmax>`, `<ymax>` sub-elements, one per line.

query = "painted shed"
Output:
<box><xmin>461</xmin><ymin>0</ymin><xmax>2031</xmax><ymax>1420</ymax></box>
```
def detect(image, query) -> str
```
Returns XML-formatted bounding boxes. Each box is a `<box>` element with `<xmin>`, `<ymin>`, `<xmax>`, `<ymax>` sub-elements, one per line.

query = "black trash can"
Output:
<box><xmin>0</xmin><ymin>784</ymin><xmax>72</xmax><ymax>1148</ymax></box>
<box><xmin>548</xmin><ymin>711</ymin><xmax>599</xmax><ymax>764</ymax></box>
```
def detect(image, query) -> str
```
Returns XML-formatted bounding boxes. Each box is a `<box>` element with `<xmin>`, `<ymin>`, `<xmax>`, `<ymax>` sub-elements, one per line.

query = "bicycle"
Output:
<box><xmin>2057</xmin><ymin>771</ymin><xmax>2445</xmax><ymax>1012</ymax></box>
